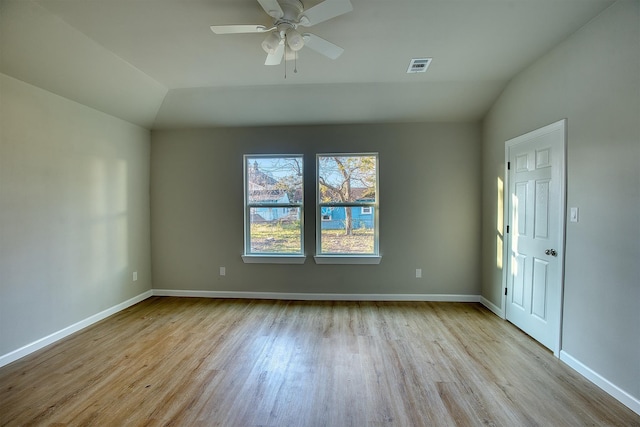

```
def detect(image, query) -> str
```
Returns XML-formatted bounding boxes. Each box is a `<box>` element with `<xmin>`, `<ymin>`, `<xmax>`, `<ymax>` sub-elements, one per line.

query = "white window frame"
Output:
<box><xmin>361</xmin><ymin>207</ymin><xmax>372</xmax><ymax>215</ymax></box>
<box><xmin>314</xmin><ymin>153</ymin><xmax>381</xmax><ymax>265</ymax></box>
<box><xmin>242</xmin><ymin>154</ymin><xmax>306</xmax><ymax>264</ymax></box>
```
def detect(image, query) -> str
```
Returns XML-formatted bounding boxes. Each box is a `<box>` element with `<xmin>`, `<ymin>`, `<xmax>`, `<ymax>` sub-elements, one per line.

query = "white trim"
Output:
<box><xmin>316</xmin><ymin>153</ymin><xmax>380</xmax><ymax>257</ymax></box>
<box><xmin>313</xmin><ymin>255</ymin><xmax>382</xmax><ymax>265</ymax></box>
<box><xmin>244</xmin><ymin>154</ymin><xmax>305</xmax><ymax>257</ymax></box>
<box><xmin>480</xmin><ymin>297</ymin><xmax>504</xmax><ymax>318</ymax></box>
<box><xmin>560</xmin><ymin>350</ymin><xmax>640</xmax><ymax>415</ymax></box>
<box><xmin>241</xmin><ymin>255</ymin><xmax>306</xmax><ymax>264</ymax></box>
<box><xmin>501</xmin><ymin>146</ymin><xmax>509</xmax><ymax>320</ymax></box>
<box><xmin>0</xmin><ymin>290</ymin><xmax>153</xmax><ymax>369</ymax></box>
<box><xmin>152</xmin><ymin>289</ymin><xmax>481</xmax><ymax>302</ymax></box>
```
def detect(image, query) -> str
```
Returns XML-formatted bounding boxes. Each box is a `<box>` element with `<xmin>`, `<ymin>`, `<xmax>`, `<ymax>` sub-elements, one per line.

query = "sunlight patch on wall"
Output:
<box><xmin>113</xmin><ymin>159</ymin><xmax>127</xmax><ymax>215</ymax></box>
<box><xmin>89</xmin><ymin>156</ymin><xmax>129</xmax><ymax>286</ymax></box>
<box><xmin>497</xmin><ymin>177</ymin><xmax>504</xmax><ymax>269</ymax></box>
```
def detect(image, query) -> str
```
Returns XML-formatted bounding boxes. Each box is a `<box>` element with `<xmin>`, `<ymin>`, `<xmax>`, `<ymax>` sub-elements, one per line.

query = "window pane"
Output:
<box><xmin>318</xmin><ymin>155</ymin><xmax>376</xmax><ymax>204</ymax></box>
<box><xmin>317</xmin><ymin>153</ymin><xmax>378</xmax><ymax>257</ymax></box>
<box><xmin>245</xmin><ymin>155</ymin><xmax>304</xmax><ymax>256</ymax></box>
<box><xmin>247</xmin><ymin>157</ymin><xmax>303</xmax><ymax>204</ymax></box>
<box><xmin>249</xmin><ymin>208</ymin><xmax>302</xmax><ymax>253</ymax></box>
<box><xmin>320</xmin><ymin>207</ymin><xmax>375</xmax><ymax>254</ymax></box>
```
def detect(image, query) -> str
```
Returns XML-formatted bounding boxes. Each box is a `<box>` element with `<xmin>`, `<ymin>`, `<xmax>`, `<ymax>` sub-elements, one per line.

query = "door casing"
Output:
<box><xmin>501</xmin><ymin>119</ymin><xmax>567</xmax><ymax>357</ymax></box>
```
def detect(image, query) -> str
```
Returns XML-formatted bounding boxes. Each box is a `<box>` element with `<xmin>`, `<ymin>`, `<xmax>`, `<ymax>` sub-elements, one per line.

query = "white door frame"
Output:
<box><xmin>501</xmin><ymin>119</ymin><xmax>567</xmax><ymax>357</ymax></box>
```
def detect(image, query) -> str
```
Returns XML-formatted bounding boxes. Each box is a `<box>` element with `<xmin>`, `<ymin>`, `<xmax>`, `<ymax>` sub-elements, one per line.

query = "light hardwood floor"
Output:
<box><xmin>1</xmin><ymin>297</ymin><xmax>638</xmax><ymax>426</ymax></box>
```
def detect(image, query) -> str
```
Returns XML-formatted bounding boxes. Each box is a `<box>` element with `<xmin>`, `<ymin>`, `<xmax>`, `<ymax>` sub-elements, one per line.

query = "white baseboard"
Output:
<box><xmin>152</xmin><ymin>289</ymin><xmax>481</xmax><ymax>302</ymax></box>
<box><xmin>480</xmin><ymin>296</ymin><xmax>504</xmax><ymax>318</ymax></box>
<box><xmin>560</xmin><ymin>350</ymin><xmax>640</xmax><ymax>415</ymax></box>
<box><xmin>0</xmin><ymin>290</ymin><xmax>153</xmax><ymax>369</ymax></box>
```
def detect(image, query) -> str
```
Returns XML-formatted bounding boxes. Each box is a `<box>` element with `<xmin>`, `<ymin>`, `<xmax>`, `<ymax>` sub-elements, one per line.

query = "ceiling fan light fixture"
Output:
<box><xmin>261</xmin><ymin>32</ymin><xmax>282</xmax><ymax>54</ymax></box>
<box><xmin>285</xmin><ymin>46</ymin><xmax>297</xmax><ymax>61</ymax></box>
<box><xmin>286</xmin><ymin>28</ymin><xmax>304</xmax><ymax>51</ymax></box>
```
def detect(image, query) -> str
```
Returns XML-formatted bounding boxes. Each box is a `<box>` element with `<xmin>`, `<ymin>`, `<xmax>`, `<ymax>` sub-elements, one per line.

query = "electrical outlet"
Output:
<box><xmin>133</xmin><ymin>271</ymin><xmax>138</xmax><ymax>281</ymax></box>
<box><xmin>220</xmin><ymin>267</ymin><xmax>226</xmax><ymax>276</ymax></box>
<box><xmin>416</xmin><ymin>269</ymin><xmax>422</xmax><ymax>278</ymax></box>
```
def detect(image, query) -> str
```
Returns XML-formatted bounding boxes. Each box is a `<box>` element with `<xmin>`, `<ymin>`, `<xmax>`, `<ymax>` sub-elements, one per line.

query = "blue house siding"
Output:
<box><xmin>252</xmin><ymin>206</ymin><xmax>292</xmax><ymax>222</ymax></box>
<box><xmin>321</xmin><ymin>206</ymin><xmax>375</xmax><ymax>230</ymax></box>
<box><xmin>249</xmin><ymin>190</ymin><xmax>298</xmax><ymax>223</ymax></box>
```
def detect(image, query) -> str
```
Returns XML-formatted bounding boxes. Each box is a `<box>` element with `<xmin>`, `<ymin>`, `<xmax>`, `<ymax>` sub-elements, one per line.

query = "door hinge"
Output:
<box><xmin>505</xmin><ymin>287</ymin><xmax>508</xmax><ymax>296</ymax></box>
<box><xmin>507</xmin><ymin>161</ymin><xmax>511</xmax><ymax>170</ymax></box>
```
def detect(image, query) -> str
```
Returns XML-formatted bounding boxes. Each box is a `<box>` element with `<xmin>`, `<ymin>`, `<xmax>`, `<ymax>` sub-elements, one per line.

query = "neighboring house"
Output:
<box><xmin>248</xmin><ymin>161</ymin><xmax>298</xmax><ymax>222</ymax></box>
<box><xmin>320</xmin><ymin>188</ymin><xmax>375</xmax><ymax>230</ymax></box>
<box><xmin>321</xmin><ymin>204</ymin><xmax>375</xmax><ymax>230</ymax></box>
<box><xmin>250</xmin><ymin>190</ymin><xmax>292</xmax><ymax>222</ymax></box>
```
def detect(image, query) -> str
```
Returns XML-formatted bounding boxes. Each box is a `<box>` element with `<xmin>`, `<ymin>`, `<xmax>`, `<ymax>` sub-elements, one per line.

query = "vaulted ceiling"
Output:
<box><xmin>0</xmin><ymin>0</ymin><xmax>615</xmax><ymax>129</ymax></box>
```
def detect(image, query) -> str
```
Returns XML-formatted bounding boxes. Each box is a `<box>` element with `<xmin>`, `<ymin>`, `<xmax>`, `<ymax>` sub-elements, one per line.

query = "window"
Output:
<box><xmin>321</xmin><ymin>207</ymin><xmax>333</xmax><ymax>221</ymax></box>
<box><xmin>316</xmin><ymin>153</ymin><xmax>380</xmax><ymax>263</ymax></box>
<box><xmin>242</xmin><ymin>155</ymin><xmax>305</xmax><ymax>263</ymax></box>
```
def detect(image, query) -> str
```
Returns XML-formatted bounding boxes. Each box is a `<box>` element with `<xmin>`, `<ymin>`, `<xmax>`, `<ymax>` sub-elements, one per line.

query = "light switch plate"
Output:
<box><xmin>570</xmin><ymin>207</ymin><xmax>579</xmax><ymax>223</ymax></box>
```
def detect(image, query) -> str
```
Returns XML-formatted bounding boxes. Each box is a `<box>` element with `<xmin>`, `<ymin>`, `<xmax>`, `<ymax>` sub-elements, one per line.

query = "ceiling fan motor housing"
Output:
<box><xmin>273</xmin><ymin>0</ymin><xmax>306</xmax><ymax>36</ymax></box>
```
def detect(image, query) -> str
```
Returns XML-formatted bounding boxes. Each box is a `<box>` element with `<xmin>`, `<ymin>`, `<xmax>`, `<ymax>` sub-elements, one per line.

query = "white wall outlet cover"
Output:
<box><xmin>220</xmin><ymin>267</ymin><xmax>226</xmax><ymax>276</ymax></box>
<box><xmin>416</xmin><ymin>269</ymin><xmax>422</xmax><ymax>278</ymax></box>
<box><xmin>133</xmin><ymin>272</ymin><xmax>138</xmax><ymax>281</ymax></box>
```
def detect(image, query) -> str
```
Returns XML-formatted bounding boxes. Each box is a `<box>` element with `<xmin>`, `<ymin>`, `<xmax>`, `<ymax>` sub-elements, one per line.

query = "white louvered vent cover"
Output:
<box><xmin>407</xmin><ymin>58</ymin><xmax>432</xmax><ymax>73</ymax></box>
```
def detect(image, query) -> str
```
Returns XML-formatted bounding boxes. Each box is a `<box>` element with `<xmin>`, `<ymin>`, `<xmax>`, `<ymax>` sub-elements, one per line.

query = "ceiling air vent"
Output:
<box><xmin>407</xmin><ymin>58</ymin><xmax>432</xmax><ymax>74</ymax></box>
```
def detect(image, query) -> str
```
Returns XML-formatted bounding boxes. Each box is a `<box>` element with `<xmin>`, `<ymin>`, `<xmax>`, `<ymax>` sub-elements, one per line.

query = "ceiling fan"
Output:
<box><xmin>210</xmin><ymin>0</ymin><xmax>352</xmax><ymax>65</ymax></box>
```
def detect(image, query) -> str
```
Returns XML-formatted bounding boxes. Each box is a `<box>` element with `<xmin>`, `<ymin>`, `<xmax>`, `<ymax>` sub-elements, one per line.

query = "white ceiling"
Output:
<box><xmin>0</xmin><ymin>0</ymin><xmax>615</xmax><ymax>129</ymax></box>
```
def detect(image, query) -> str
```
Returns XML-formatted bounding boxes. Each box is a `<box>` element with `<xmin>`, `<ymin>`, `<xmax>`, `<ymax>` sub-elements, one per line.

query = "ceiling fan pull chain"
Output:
<box><xmin>294</xmin><ymin>50</ymin><xmax>298</xmax><ymax>73</ymax></box>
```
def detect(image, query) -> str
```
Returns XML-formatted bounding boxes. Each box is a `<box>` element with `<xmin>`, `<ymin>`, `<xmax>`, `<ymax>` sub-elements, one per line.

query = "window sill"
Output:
<box><xmin>313</xmin><ymin>255</ymin><xmax>382</xmax><ymax>265</ymax></box>
<box><xmin>241</xmin><ymin>255</ymin><xmax>306</xmax><ymax>264</ymax></box>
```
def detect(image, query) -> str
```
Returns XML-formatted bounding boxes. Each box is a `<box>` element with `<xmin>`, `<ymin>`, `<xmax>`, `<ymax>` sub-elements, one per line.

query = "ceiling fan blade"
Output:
<box><xmin>210</xmin><ymin>25</ymin><xmax>271</xmax><ymax>34</ymax></box>
<box><xmin>265</xmin><ymin>43</ymin><xmax>285</xmax><ymax>65</ymax></box>
<box><xmin>299</xmin><ymin>0</ymin><xmax>352</xmax><ymax>27</ymax></box>
<box><xmin>257</xmin><ymin>0</ymin><xmax>284</xmax><ymax>19</ymax></box>
<box><xmin>302</xmin><ymin>33</ymin><xmax>344</xmax><ymax>59</ymax></box>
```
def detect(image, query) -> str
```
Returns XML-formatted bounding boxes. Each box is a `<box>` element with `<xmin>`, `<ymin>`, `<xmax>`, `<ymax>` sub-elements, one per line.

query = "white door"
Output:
<box><xmin>505</xmin><ymin>120</ymin><xmax>566</xmax><ymax>354</ymax></box>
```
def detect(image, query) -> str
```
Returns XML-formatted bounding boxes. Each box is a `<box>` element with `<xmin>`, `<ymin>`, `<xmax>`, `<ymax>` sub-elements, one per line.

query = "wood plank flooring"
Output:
<box><xmin>1</xmin><ymin>297</ymin><xmax>638</xmax><ymax>426</ymax></box>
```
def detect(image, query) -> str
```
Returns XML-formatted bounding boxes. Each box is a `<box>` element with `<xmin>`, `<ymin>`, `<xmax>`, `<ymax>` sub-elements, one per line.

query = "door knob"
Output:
<box><xmin>545</xmin><ymin>249</ymin><xmax>558</xmax><ymax>257</ymax></box>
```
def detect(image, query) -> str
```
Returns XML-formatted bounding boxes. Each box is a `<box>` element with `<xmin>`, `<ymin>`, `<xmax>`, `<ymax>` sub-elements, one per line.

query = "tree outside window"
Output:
<box><xmin>244</xmin><ymin>155</ymin><xmax>304</xmax><ymax>255</ymax></box>
<box><xmin>317</xmin><ymin>154</ymin><xmax>379</xmax><ymax>255</ymax></box>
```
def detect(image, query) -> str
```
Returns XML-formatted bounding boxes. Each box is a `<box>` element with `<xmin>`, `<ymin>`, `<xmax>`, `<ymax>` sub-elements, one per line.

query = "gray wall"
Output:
<box><xmin>0</xmin><ymin>73</ymin><xmax>152</xmax><ymax>356</ymax></box>
<box><xmin>151</xmin><ymin>123</ymin><xmax>481</xmax><ymax>296</ymax></box>
<box><xmin>481</xmin><ymin>1</ymin><xmax>639</xmax><ymax>401</ymax></box>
